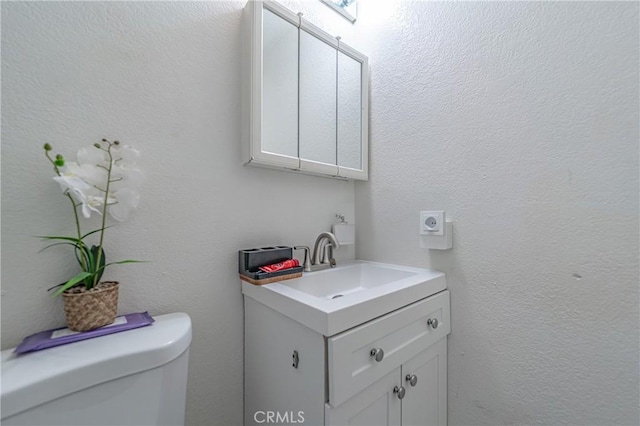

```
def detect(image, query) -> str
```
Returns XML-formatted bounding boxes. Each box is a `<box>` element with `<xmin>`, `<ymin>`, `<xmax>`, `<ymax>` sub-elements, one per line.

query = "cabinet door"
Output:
<box><xmin>245</xmin><ymin>0</ymin><xmax>300</xmax><ymax>169</ymax></box>
<box><xmin>299</xmin><ymin>22</ymin><xmax>339</xmax><ymax>176</ymax></box>
<box><xmin>262</xmin><ymin>7</ymin><xmax>299</xmax><ymax>161</ymax></box>
<box><xmin>325</xmin><ymin>368</ymin><xmax>401</xmax><ymax>426</ymax></box>
<box><xmin>337</xmin><ymin>44</ymin><xmax>368</xmax><ymax>180</ymax></box>
<box><xmin>401</xmin><ymin>339</ymin><xmax>447</xmax><ymax>426</ymax></box>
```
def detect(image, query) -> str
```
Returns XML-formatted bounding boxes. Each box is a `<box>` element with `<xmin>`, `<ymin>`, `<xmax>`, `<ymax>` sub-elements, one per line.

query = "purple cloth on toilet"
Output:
<box><xmin>14</xmin><ymin>312</ymin><xmax>155</xmax><ymax>354</ymax></box>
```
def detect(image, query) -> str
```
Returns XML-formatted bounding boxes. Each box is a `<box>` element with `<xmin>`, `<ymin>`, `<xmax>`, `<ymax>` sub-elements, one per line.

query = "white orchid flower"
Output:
<box><xmin>77</xmin><ymin>145</ymin><xmax>107</xmax><ymax>167</ymax></box>
<box><xmin>54</xmin><ymin>161</ymin><xmax>116</xmax><ymax>218</ymax></box>
<box><xmin>110</xmin><ymin>166</ymin><xmax>144</xmax><ymax>193</ymax></box>
<box><xmin>58</xmin><ymin>161</ymin><xmax>107</xmax><ymax>188</ymax></box>
<box><xmin>111</xmin><ymin>145</ymin><xmax>140</xmax><ymax>166</ymax></box>
<box><xmin>50</xmin><ymin>141</ymin><xmax>142</xmax><ymax>220</ymax></box>
<box><xmin>55</xmin><ymin>162</ymin><xmax>89</xmax><ymax>189</ymax></box>
<box><xmin>82</xmin><ymin>165</ymin><xmax>107</xmax><ymax>189</ymax></box>
<box><xmin>108</xmin><ymin>187</ymin><xmax>140</xmax><ymax>222</ymax></box>
<box><xmin>53</xmin><ymin>175</ymin><xmax>103</xmax><ymax>218</ymax></box>
<box><xmin>54</xmin><ymin>162</ymin><xmax>101</xmax><ymax>218</ymax></box>
<box><xmin>111</xmin><ymin>146</ymin><xmax>143</xmax><ymax>188</ymax></box>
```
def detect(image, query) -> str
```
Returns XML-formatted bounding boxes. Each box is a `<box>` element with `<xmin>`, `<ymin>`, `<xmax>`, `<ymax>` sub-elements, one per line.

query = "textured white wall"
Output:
<box><xmin>0</xmin><ymin>2</ymin><xmax>355</xmax><ymax>425</ymax></box>
<box><xmin>354</xmin><ymin>1</ymin><xmax>639</xmax><ymax>425</ymax></box>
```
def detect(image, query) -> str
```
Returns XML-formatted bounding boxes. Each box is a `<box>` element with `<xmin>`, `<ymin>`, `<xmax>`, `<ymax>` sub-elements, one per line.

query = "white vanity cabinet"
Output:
<box><xmin>242</xmin><ymin>0</ymin><xmax>369</xmax><ymax>180</ymax></box>
<box><xmin>244</xmin><ymin>290</ymin><xmax>450</xmax><ymax>426</ymax></box>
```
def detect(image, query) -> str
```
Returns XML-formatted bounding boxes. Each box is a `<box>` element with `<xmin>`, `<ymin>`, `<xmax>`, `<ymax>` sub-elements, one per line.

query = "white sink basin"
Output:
<box><xmin>279</xmin><ymin>263</ymin><xmax>417</xmax><ymax>299</ymax></box>
<box><xmin>241</xmin><ymin>260</ymin><xmax>446</xmax><ymax>336</ymax></box>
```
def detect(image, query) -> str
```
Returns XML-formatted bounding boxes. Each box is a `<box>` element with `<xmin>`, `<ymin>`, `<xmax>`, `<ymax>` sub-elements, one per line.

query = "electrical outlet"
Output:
<box><xmin>420</xmin><ymin>211</ymin><xmax>445</xmax><ymax>236</ymax></box>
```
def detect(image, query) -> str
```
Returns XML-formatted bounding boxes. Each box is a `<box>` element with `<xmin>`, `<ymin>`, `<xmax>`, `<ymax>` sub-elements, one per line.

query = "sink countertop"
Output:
<box><xmin>241</xmin><ymin>260</ymin><xmax>447</xmax><ymax>336</ymax></box>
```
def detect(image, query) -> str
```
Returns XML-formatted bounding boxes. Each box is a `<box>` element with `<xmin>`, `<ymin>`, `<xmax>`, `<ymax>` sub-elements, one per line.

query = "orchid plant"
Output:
<box><xmin>42</xmin><ymin>138</ymin><xmax>143</xmax><ymax>296</ymax></box>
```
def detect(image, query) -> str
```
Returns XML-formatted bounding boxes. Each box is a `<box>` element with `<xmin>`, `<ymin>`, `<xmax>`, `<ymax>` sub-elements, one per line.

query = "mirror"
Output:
<box><xmin>337</xmin><ymin>50</ymin><xmax>362</xmax><ymax>170</ymax></box>
<box><xmin>299</xmin><ymin>29</ymin><xmax>337</xmax><ymax>167</ymax></box>
<box><xmin>262</xmin><ymin>8</ymin><xmax>298</xmax><ymax>157</ymax></box>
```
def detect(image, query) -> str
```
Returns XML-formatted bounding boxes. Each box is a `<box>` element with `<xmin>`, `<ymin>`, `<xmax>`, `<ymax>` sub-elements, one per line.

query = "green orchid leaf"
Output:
<box><xmin>38</xmin><ymin>241</ymin><xmax>79</xmax><ymax>253</ymax></box>
<box><xmin>85</xmin><ymin>245</ymin><xmax>94</xmax><ymax>269</ymax></box>
<box><xmin>46</xmin><ymin>282</ymin><xmax>67</xmax><ymax>292</ymax></box>
<box><xmin>94</xmin><ymin>259</ymin><xmax>147</xmax><ymax>275</ymax></box>
<box><xmin>74</xmin><ymin>244</ymin><xmax>92</xmax><ymax>271</ymax></box>
<box><xmin>81</xmin><ymin>226</ymin><xmax>112</xmax><ymax>240</ymax></box>
<box><xmin>74</xmin><ymin>245</ymin><xmax>83</xmax><ymax>267</ymax></box>
<box><xmin>103</xmin><ymin>259</ymin><xmax>147</xmax><ymax>267</ymax></box>
<box><xmin>37</xmin><ymin>235</ymin><xmax>84</xmax><ymax>243</ymax></box>
<box><xmin>82</xmin><ymin>246</ymin><xmax>96</xmax><ymax>287</ymax></box>
<box><xmin>52</xmin><ymin>271</ymin><xmax>93</xmax><ymax>297</ymax></box>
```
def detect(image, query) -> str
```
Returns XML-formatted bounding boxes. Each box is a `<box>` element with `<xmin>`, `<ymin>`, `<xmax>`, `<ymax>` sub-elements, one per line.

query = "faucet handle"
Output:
<box><xmin>321</xmin><ymin>244</ymin><xmax>337</xmax><ymax>268</ymax></box>
<box><xmin>294</xmin><ymin>246</ymin><xmax>311</xmax><ymax>272</ymax></box>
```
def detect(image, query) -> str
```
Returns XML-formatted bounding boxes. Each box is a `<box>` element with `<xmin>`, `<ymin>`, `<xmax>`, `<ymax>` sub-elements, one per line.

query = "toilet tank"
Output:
<box><xmin>1</xmin><ymin>312</ymin><xmax>192</xmax><ymax>426</ymax></box>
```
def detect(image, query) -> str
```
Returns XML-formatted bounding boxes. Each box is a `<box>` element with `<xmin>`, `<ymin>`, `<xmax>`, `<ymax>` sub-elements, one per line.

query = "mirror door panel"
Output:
<box><xmin>299</xmin><ymin>24</ymin><xmax>338</xmax><ymax>176</ymax></box>
<box><xmin>262</xmin><ymin>8</ymin><xmax>299</xmax><ymax>160</ymax></box>
<box><xmin>337</xmin><ymin>46</ymin><xmax>367</xmax><ymax>179</ymax></box>
<box><xmin>245</xmin><ymin>1</ymin><xmax>300</xmax><ymax>169</ymax></box>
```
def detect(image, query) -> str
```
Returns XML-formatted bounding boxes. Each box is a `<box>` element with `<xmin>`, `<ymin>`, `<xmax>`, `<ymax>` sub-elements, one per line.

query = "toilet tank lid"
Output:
<box><xmin>1</xmin><ymin>312</ymin><xmax>192</xmax><ymax>420</ymax></box>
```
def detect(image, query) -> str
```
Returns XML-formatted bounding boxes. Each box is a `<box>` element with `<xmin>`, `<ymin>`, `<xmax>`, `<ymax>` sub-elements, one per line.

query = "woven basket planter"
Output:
<box><xmin>62</xmin><ymin>281</ymin><xmax>119</xmax><ymax>331</ymax></box>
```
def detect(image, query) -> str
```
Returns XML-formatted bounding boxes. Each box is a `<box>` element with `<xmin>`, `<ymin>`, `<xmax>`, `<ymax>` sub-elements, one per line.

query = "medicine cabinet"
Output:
<box><xmin>242</xmin><ymin>0</ymin><xmax>369</xmax><ymax>180</ymax></box>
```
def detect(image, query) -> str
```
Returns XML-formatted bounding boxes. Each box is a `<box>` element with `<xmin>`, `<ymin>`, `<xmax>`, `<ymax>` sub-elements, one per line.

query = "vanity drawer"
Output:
<box><xmin>327</xmin><ymin>290</ymin><xmax>450</xmax><ymax>407</ymax></box>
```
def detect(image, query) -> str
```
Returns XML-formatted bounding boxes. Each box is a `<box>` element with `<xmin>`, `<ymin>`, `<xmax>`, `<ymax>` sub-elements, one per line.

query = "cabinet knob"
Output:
<box><xmin>427</xmin><ymin>318</ymin><xmax>439</xmax><ymax>329</ymax></box>
<box><xmin>393</xmin><ymin>386</ymin><xmax>406</xmax><ymax>400</ymax></box>
<box><xmin>370</xmin><ymin>348</ymin><xmax>384</xmax><ymax>362</ymax></box>
<box><xmin>406</xmin><ymin>374</ymin><xmax>418</xmax><ymax>387</ymax></box>
<box><xmin>369</xmin><ymin>348</ymin><xmax>384</xmax><ymax>362</ymax></box>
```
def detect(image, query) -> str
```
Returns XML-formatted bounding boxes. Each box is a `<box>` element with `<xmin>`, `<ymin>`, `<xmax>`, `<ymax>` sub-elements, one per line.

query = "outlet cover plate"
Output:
<box><xmin>420</xmin><ymin>211</ymin><xmax>445</xmax><ymax>236</ymax></box>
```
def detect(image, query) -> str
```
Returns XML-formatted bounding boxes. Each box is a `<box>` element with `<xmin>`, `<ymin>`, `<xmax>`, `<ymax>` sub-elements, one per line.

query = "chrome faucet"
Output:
<box><xmin>295</xmin><ymin>232</ymin><xmax>340</xmax><ymax>272</ymax></box>
<box><xmin>311</xmin><ymin>232</ymin><xmax>340</xmax><ymax>271</ymax></box>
